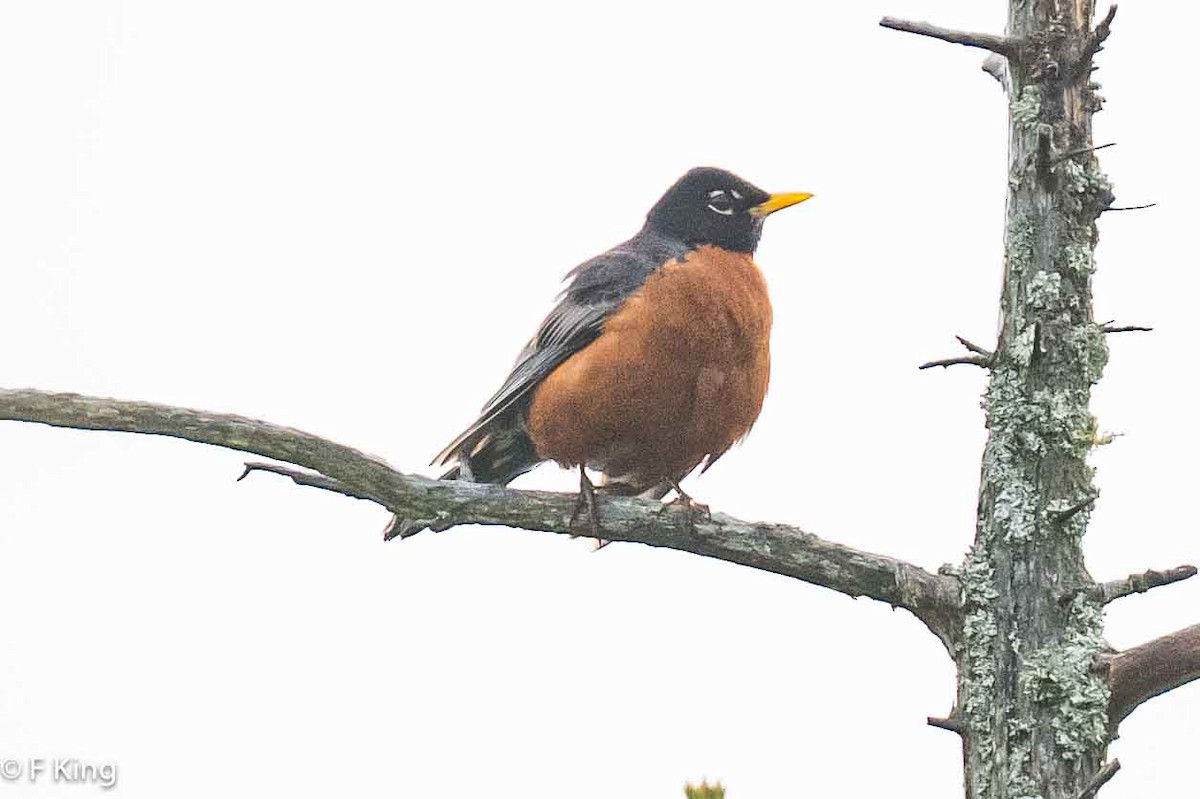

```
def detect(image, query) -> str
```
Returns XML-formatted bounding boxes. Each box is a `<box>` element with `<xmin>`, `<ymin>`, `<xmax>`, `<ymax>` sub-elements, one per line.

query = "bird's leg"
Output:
<box><xmin>667</xmin><ymin>479</ymin><xmax>711</xmax><ymax>525</ymax></box>
<box><xmin>456</xmin><ymin>445</ymin><xmax>475</xmax><ymax>482</ymax></box>
<box><xmin>568</xmin><ymin>465</ymin><xmax>605</xmax><ymax>544</ymax></box>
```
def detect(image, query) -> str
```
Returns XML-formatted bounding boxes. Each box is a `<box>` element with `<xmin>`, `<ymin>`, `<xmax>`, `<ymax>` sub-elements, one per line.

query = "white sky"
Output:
<box><xmin>1</xmin><ymin>1</ymin><xmax>1197</xmax><ymax>796</ymax></box>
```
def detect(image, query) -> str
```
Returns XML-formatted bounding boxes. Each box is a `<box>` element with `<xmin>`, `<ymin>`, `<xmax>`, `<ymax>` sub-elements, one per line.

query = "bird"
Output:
<box><xmin>428</xmin><ymin>166</ymin><xmax>811</xmax><ymax>535</ymax></box>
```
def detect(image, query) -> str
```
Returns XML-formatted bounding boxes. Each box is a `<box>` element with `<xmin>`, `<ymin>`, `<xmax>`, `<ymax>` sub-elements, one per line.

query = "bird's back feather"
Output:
<box><xmin>432</xmin><ymin>229</ymin><xmax>692</xmax><ymax>483</ymax></box>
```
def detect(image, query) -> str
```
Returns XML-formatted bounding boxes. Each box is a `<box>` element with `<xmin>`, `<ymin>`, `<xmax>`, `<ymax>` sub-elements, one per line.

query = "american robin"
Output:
<box><xmin>431</xmin><ymin>167</ymin><xmax>811</xmax><ymax>532</ymax></box>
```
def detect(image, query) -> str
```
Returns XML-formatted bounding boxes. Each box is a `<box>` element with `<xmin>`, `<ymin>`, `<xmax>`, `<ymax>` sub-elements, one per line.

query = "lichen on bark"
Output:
<box><xmin>1020</xmin><ymin>593</ymin><xmax>1110</xmax><ymax>760</ymax></box>
<box><xmin>957</xmin><ymin>3</ymin><xmax>1118</xmax><ymax>794</ymax></box>
<box><xmin>1011</xmin><ymin>86</ymin><xmax>1043</xmax><ymax>129</ymax></box>
<box><xmin>960</xmin><ymin>545</ymin><xmax>1001</xmax><ymax>796</ymax></box>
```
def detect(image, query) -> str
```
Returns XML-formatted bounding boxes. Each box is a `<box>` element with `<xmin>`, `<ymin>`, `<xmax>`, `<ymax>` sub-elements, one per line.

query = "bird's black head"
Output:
<box><xmin>643</xmin><ymin>167</ymin><xmax>812</xmax><ymax>254</ymax></box>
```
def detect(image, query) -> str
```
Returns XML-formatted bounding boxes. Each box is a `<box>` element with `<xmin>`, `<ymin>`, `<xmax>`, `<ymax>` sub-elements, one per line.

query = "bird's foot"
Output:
<box><xmin>667</xmin><ymin>480</ymin><xmax>710</xmax><ymax>529</ymax></box>
<box><xmin>568</xmin><ymin>466</ymin><xmax>607</xmax><ymax>546</ymax></box>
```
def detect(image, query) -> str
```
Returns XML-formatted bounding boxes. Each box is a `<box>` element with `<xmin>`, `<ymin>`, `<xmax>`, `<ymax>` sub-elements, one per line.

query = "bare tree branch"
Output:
<box><xmin>1101</xmin><ymin>202</ymin><xmax>1156</xmax><ymax>213</ymax></box>
<box><xmin>239</xmin><ymin>461</ymin><xmax>378</xmax><ymax>502</ymax></box>
<box><xmin>1050</xmin><ymin>492</ymin><xmax>1098</xmax><ymax>524</ymax></box>
<box><xmin>0</xmin><ymin>386</ymin><xmax>404</xmax><ymax>497</ymax></box>
<box><xmin>1097</xmin><ymin>565</ymin><xmax>1197</xmax><ymax>604</ymax></box>
<box><xmin>879</xmin><ymin>17</ymin><xmax>1017</xmax><ymax>57</ymax></box>
<box><xmin>1100</xmin><ymin>322</ymin><xmax>1152</xmax><ymax>334</ymax></box>
<box><xmin>919</xmin><ymin>335</ymin><xmax>995</xmax><ymax>371</ymax></box>
<box><xmin>1054</xmin><ymin>142</ymin><xmax>1116</xmax><ymax>163</ymax></box>
<box><xmin>955</xmin><ymin>335</ymin><xmax>994</xmax><ymax>357</ymax></box>
<box><xmin>918</xmin><ymin>355</ymin><xmax>993</xmax><ymax>370</ymax></box>
<box><xmin>0</xmin><ymin>387</ymin><xmax>963</xmax><ymax>650</ymax></box>
<box><xmin>1077</xmin><ymin>759</ymin><xmax>1121</xmax><ymax>799</ymax></box>
<box><xmin>927</xmin><ymin>715</ymin><xmax>963</xmax><ymax>734</ymax></box>
<box><xmin>1108</xmin><ymin>623</ymin><xmax>1200</xmax><ymax>724</ymax></box>
<box><xmin>1084</xmin><ymin>5</ymin><xmax>1118</xmax><ymax>62</ymax></box>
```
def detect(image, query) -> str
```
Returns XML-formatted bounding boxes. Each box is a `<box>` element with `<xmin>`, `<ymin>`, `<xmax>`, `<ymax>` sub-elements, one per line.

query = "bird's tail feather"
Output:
<box><xmin>444</xmin><ymin>425</ymin><xmax>540</xmax><ymax>487</ymax></box>
<box><xmin>389</xmin><ymin>425</ymin><xmax>541</xmax><ymax>541</ymax></box>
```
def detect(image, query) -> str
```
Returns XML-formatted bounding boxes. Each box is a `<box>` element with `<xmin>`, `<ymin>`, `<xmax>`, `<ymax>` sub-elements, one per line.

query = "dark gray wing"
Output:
<box><xmin>432</xmin><ymin>232</ymin><xmax>689</xmax><ymax>470</ymax></box>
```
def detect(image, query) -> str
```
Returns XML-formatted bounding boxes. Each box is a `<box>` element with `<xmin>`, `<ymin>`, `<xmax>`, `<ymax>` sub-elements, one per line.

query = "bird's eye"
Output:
<box><xmin>706</xmin><ymin>189</ymin><xmax>735</xmax><ymax>216</ymax></box>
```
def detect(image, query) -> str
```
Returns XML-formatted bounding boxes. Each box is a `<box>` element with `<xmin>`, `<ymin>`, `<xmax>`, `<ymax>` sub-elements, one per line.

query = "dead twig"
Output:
<box><xmin>1077</xmin><ymin>759</ymin><xmax>1121</xmax><ymax>799</ymax></box>
<box><xmin>1054</xmin><ymin>142</ymin><xmax>1116</xmax><ymax>163</ymax></box>
<box><xmin>955</xmin><ymin>336</ymin><xmax>993</xmax><ymax>357</ymax></box>
<box><xmin>1100</xmin><ymin>322</ymin><xmax>1152</xmax><ymax>334</ymax></box>
<box><xmin>919</xmin><ymin>355</ymin><xmax>992</xmax><ymax>370</ymax></box>
<box><xmin>239</xmin><ymin>461</ymin><xmax>383</xmax><ymax>502</ymax></box>
<box><xmin>919</xmin><ymin>335</ymin><xmax>995</xmax><ymax>371</ymax></box>
<box><xmin>1102</xmin><ymin>202</ymin><xmax>1156</xmax><ymax>213</ymax></box>
<box><xmin>879</xmin><ymin>17</ymin><xmax>1017</xmax><ymax>57</ymax></box>
<box><xmin>1051</xmin><ymin>492</ymin><xmax>1098</xmax><ymax>524</ymax></box>
<box><xmin>1098</xmin><ymin>565</ymin><xmax>1198</xmax><ymax>604</ymax></box>
<box><xmin>926</xmin><ymin>715</ymin><xmax>963</xmax><ymax>734</ymax></box>
<box><xmin>1084</xmin><ymin>5</ymin><xmax>1119</xmax><ymax>62</ymax></box>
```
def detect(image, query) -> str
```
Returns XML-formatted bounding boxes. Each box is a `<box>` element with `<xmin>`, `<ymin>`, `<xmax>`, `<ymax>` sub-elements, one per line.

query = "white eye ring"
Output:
<box><xmin>706</xmin><ymin>189</ymin><xmax>735</xmax><ymax>216</ymax></box>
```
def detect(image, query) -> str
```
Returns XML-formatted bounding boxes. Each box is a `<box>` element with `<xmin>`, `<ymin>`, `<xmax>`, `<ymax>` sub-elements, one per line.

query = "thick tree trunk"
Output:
<box><xmin>957</xmin><ymin>2</ymin><xmax>1116</xmax><ymax>797</ymax></box>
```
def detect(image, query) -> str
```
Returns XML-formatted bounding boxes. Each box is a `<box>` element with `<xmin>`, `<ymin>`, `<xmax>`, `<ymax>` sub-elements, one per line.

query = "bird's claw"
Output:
<box><xmin>667</xmin><ymin>480</ymin><xmax>710</xmax><ymax>529</ymax></box>
<box><xmin>568</xmin><ymin>466</ymin><xmax>607</xmax><ymax>546</ymax></box>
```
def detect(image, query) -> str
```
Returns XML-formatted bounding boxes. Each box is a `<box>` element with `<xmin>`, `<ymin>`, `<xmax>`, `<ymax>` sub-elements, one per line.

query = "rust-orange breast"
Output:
<box><xmin>526</xmin><ymin>244</ymin><xmax>772</xmax><ymax>489</ymax></box>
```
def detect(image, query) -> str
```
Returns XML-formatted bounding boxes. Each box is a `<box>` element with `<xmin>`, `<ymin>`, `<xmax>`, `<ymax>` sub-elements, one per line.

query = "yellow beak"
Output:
<box><xmin>749</xmin><ymin>192</ymin><xmax>814</xmax><ymax>218</ymax></box>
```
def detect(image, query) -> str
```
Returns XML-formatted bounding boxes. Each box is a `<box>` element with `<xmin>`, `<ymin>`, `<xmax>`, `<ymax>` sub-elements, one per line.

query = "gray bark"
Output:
<box><xmin>0</xmin><ymin>387</ymin><xmax>961</xmax><ymax>648</ymax></box>
<box><xmin>881</xmin><ymin>2</ymin><xmax>1200</xmax><ymax>797</ymax></box>
<box><xmin>885</xmin><ymin>2</ymin><xmax>1122</xmax><ymax>797</ymax></box>
<box><xmin>959</xmin><ymin>2</ymin><xmax>1115</xmax><ymax>796</ymax></box>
